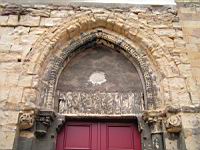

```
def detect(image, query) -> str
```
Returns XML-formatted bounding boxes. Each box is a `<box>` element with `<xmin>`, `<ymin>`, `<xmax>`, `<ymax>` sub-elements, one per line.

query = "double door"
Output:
<box><xmin>56</xmin><ymin>121</ymin><xmax>141</xmax><ymax>150</ymax></box>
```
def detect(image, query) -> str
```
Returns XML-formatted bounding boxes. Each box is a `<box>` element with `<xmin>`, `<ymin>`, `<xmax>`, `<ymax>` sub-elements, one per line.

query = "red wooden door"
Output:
<box><xmin>56</xmin><ymin>122</ymin><xmax>141</xmax><ymax>150</ymax></box>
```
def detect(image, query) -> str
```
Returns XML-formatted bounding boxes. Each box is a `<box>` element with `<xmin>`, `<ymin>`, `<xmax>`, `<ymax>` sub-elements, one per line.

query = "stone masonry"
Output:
<box><xmin>0</xmin><ymin>0</ymin><xmax>199</xmax><ymax>150</ymax></box>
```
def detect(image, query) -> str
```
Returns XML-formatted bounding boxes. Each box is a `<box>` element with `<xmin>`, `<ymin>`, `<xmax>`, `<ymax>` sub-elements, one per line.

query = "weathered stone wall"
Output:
<box><xmin>178</xmin><ymin>2</ymin><xmax>200</xmax><ymax>100</ymax></box>
<box><xmin>0</xmin><ymin>2</ymin><xmax>199</xmax><ymax>150</ymax></box>
<box><xmin>177</xmin><ymin>2</ymin><xmax>200</xmax><ymax>150</ymax></box>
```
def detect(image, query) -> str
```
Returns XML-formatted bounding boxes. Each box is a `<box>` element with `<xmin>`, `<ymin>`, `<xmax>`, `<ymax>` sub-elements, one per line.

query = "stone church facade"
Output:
<box><xmin>0</xmin><ymin>0</ymin><xmax>200</xmax><ymax>150</ymax></box>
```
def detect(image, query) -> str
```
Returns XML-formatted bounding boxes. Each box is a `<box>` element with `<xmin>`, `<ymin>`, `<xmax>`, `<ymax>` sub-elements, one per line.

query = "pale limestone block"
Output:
<box><xmin>20</xmin><ymin>34</ymin><xmax>39</xmax><ymax>45</ymax></box>
<box><xmin>67</xmin><ymin>23</ymin><xmax>80</xmax><ymax>38</ymax></box>
<box><xmin>0</xmin><ymin>27</ymin><xmax>14</xmax><ymax>35</ymax></box>
<box><xmin>0</xmin><ymin>110</ymin><xmax>19</xmax><ymax>125</ymax></box>
<box><xmin>10</xmin><ymin>44</ymin><xmax>31</xmax><ymax>53</ymax></box>
<box><xmin>180</xmin><ymin>53</ymin><xmax>190</xmax><ymax>64</ymax></box>
<box><xmin>5</xmin><ymin>73</ymin><xmax>20</xmax><ymax>87</ymax></box>
<box><xmin>176</xmin><ymin>30</ymin><xmax>183</xmax><ymax>38</ymax></box>
<box><xmin>154</xmin><ymin>29</ymin><xmax>176</xmax><ymax>37</ymax></box>
<box><xmin>0</xmin><ymin>86</ymin><xmax>10</xmax><ymax>102</ymax></box>
<box><xmin>170</xmin><ymin>89</ymin><xmax>191</xmax><ymax>105</ymax></box>
<box><xmin>21</xmin><ymin>46</ymin><xmax>33</xmax><ymax>58</ymax></box>
<box><xmin>186</xmin><ymin>36</ymin><xmax>200</xmax><ymax>44</ymax></box>
<box><xmin>178</xmin><ymin>64</ymin><xmax>192</xmax><ymax>77</ymax></box>
<box><xmin>7</xmin><ymin>15</ymin><xmax>18</xmax><ymax>26</ymax></box>
<box><xmin>130</xmin><ymin>7</ymin><xmax>147</xmax><ymax>13</ymax></box>
<box><xmin>179</xmin><ymin>7</ymin><xmax>196</xmax><ymax>14</ymax></box>
<box><xmin>186</xmin><ymin>43</ymin><xmax>199</xmax><ymax>52</ymax></box>
<box><xmin>0</xmin><ymin>16</ymin><xmax>8</xmax><ymax>26</ymax></box>
<box><xmin>0</xmin><ymin>44</ymin><xmax>11</xmax><ymax>52</ymax></box>
<box><xmin>150</xmin><ymin>24</ymin><xmax>169</xmax><ymax>29</ymax></box>
<box><xmin>174</xmin><ymin>38</ymin><xmax>186</xmax><ymax>48</ymax></box>
<box><xmin>0</xmin><ymin>34</ymin><xmax>16</xmax><ymax>46</ymax></box>
<box><xmin>0</xmin><ymin>72</ymin><xmax>7</xmax><ymax>86</ymax></box>
<box><xmin>0</xmin><ymin>131</ymin><xmax>16</xmax><ymax>150</ymax></box>
<box><xmin>191</xmin><ymin>67</ymin><xmax>200</xmax><ymax>84</ymax></box>
<box><xmin>18</xmin><ymin>75</ymin><xmax>33</xmax><ymax>87</ymax></box>
<box><xmin>185</xmin><ymin>77</ymin><xmax>200</xmax><ymax>104</ymax></box>
<box><xmin>8</xmin><ymin>87</ymin><xmax>23</xmax><ymax>103</ymax></box>
<box><xmin>40</xmin><ymin>17</ymin><xmax>62</xmax><ymax>27</ymax></box>
<box><xmin>159</xmin><ymin>78</ymin><xmax>171</xmax><ymax>103</ymax></box>
<box><xmin>169</xmin><ymin>77</ymin><xmax>186</xmax><ymax>90</ymax></box>
<box><xmin>127</xmin><ymin>12</ymin><xmax>138</xmax><ymax>20</ymax></box>
<box><xmin>182</xmin><ymin>21</ymin><xmax>200</xmax><ymax>28</ymax></box>
<box><xmin>161</xmin><ymin>36</ymin><xmax>174</xmax><ymax>48</ymax></box>
<box><xmin>12</xmin><ymin>26</ymin><xmax>30</xmax><ymax>36</ymax></box>
<box><xmin>172</xmin><ymin>22</ymin><xmax>182</xmax><ymax>29</ymax></box>
<box><xmin>22</xmin><ymin>88</ymin><xmax>37</xmax><ymax>103</ymax></box>
<box><xmin>20</xmin><ymin>15</ymin><xmax>40</xmax><ymax>26</ymax></box>
<box><xmin>0</xmin><ymin>62</ymin><xmax>23</xmax><ymax>73</ymax></box>
<box><xmin>29</xmin><ymin>27</ymin><xmax>47</xmax><ymax>35</ymax></box>
<box><xmin>189</xmin><ymin>52</ymin><xmax>200</xmax><ymax>67</ymax></box>
<box><xmin>50</xmin><ymin>10</ymin><xmax>74</xmax><ymax>18</ymax></box>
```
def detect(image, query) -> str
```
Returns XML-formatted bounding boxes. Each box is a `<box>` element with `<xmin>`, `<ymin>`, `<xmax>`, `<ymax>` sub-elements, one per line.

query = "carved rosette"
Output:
<box><xmin>19</xmin><ymin>110</ymin><xmax>35</xmax><ymax>130</ymax></box>
<box><xmin>165</xmin><ymin>115</ymin><xmax>182</xmax><ymax>133</ymax></box>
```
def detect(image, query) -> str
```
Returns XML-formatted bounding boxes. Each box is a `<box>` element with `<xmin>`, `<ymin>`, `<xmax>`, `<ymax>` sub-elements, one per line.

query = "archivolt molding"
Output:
<box><xmin>23</xmin><ymin>12</ymin><xmax>184</xmax><ymax>111</ymax></box>
<box><xmin>39</xmin><ymin>29</ymin><xmax>156</xmax><ymax>111</ymax></box>
<box><xmin>25</xmin><ymin>12</ymin><xmax>175</xmax><ymax>76</ymax></box>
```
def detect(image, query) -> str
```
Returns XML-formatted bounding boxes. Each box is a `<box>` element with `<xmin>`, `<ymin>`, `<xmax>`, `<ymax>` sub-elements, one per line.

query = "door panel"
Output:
<box><xmin>64</xmin><ymin>122</ymin><xmax>98</xmax><ymax>150</ymax></box>
<box><xmin>56</xmin><ymin>122</ymin><xmax>141</xmax><ymax>150</ymax></box>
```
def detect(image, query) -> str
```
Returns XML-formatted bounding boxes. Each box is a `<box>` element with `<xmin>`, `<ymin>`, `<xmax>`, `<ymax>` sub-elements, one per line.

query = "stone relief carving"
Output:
<box><xmin>165</xmin><ymin>114</ymin><xmax>182</xmax><ymax>133</ymax></box>
<box><xmin>19</xmin><ymin>110</ymin><xmax>35</xmax><ymax>130</ymax></box>
<box><xmin>57</xmin><ymin>91</ymin><xmax>143</xmax><ymax>115</ymax></box>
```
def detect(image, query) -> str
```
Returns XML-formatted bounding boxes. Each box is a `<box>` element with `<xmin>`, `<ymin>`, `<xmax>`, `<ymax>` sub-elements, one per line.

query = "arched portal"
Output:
<box><xmin>36</xmin><ymin>29</ymin><xmax>156</xmax><ymax>112</ymax></box>
<box><xmin>55</xmin><ymin>42</ymin><xmax>145</xmax><ymax>149</ymax></box>
<box><xmin>56</xmin><ymin>44</ymin><xmax>144</xmax><ymax>116</ymax></box>
<box><xmin>18</xmin><ymin>11</ymin><xmax>191</xmax><ymax>150</ymax></box>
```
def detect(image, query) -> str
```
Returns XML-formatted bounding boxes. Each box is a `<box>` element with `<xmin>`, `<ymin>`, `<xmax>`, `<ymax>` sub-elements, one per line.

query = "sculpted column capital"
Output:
<box><xmin>19</xmin><ymin>110</ymin><xmax>35</xmax><ymax>130</ymax></box>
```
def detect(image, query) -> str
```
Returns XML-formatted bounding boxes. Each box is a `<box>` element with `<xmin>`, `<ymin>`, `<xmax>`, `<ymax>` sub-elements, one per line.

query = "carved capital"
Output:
<box><xmin>143</xmin><ymin>109</ymin><xmax>166</xmax><ymax>134</ymax></box>
<box><xmin>165</xmin><ymin>114</ymin><xmax>182</xmax><ymax>133</ymax></box>
<box><xmin>35</xmin><ymin>110</ymin><xmax>55</xmax><ymax>137</ymax></box>
<box><xmin>19</xmin><ymin>110</ymin><xmax>35</xmax><ymax>130</ymax></box>
<box><xmin>143</xmin><ymin>109</ymin><xmax>166</xmax><ymax>123</ymax></box>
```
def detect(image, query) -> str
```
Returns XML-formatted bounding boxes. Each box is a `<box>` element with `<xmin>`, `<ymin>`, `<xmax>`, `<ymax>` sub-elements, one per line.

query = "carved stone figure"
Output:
<box><xmin>19</xmin><ymin>111</ymin><xmax>35</xmax><ymax>130</ymax></box>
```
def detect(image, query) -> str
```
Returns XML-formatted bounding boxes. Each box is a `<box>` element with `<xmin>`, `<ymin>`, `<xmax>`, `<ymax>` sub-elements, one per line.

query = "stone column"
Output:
<box><xmin>143</xmin><ymin>110</ymin><xmax>166</xmax><ymax>150</ymax></box>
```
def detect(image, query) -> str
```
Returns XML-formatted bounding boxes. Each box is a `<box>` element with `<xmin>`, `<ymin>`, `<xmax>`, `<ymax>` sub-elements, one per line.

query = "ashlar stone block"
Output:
<box><xmin>0</xmin><ymin>16</ymin><xmax>8</xmax><ymax>26</ymax></box>
<box><xmin>40</xmin><ymin>17</ymin><xmax>62</xmax><ymax>27</ymax></box>
<box><xmin>7</xmin><ymin>15</ymin><xmax>18</xmax><ymax>26</ymax></box>
<box><xmin>20</xmin><ymin>15</ymin><xmax>40</xmax><ymax>27</ymax></box>
<box><xmin>154</xmin><ymin>29</ymin><xmax>176</xmax><ymax>38</ymax></box>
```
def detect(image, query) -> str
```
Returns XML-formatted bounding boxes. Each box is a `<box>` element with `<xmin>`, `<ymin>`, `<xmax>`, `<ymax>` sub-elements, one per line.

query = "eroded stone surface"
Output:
<box><xmin>0</xmin><ymin>2</ymin><xmax>199</xmax><ymax>150</ymax></box>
